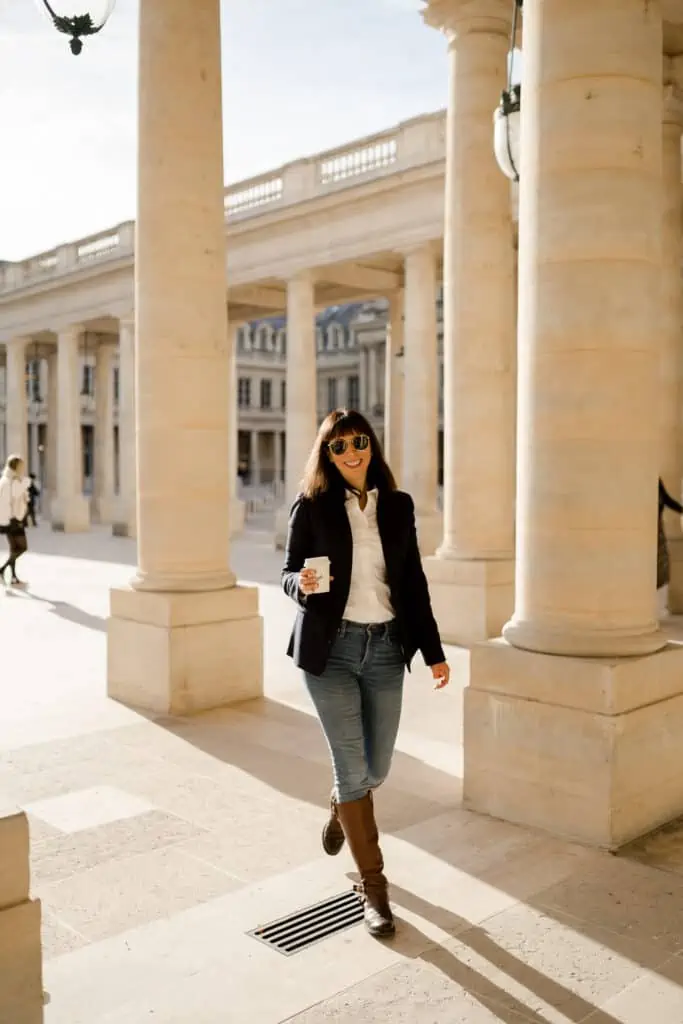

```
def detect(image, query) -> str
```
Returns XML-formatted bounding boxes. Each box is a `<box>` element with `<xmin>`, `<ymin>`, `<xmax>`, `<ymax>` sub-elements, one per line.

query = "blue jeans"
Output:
<box><xmin>303</xmin><ymin>619</ymin><xmax>405</xmax><ymax>804</ymax></box>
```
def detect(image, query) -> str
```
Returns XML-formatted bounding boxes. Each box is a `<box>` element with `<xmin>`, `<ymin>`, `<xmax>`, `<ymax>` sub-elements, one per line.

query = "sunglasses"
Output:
<box><xmin>328</xmin><ymin>434</ymin><xmax>370</xmax><ymax>457</ymax></box>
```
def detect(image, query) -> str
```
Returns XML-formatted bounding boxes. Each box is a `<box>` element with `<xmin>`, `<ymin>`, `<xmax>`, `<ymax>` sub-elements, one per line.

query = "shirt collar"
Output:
<box><xmin>345</xmin><ymin>487</ymin><xmax>378</xmax><ymax>507</ymax></box>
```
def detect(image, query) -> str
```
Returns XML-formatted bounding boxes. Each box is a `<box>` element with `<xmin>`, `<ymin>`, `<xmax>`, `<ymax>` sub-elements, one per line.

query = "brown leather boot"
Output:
<box><xmin>321</xmin><ymin>791</ymin><xmax>345</xmax><ymax>856</ymax></box>
<box><xmin>336</xmin><ymin>792</ymin><xmax>395</xmax><ymax>938</ymax></box>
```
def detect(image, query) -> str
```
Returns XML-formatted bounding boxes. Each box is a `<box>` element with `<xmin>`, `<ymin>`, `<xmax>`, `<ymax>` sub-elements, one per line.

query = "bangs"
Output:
<box><xmin>324</xmin><ymin>410</ymin><xmax>370</xmax><ymax>444</ymax></box>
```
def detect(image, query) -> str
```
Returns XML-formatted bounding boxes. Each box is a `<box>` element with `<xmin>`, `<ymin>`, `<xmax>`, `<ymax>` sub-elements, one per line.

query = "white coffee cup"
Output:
<box><xmin>304</xmin><ymin>556</ymin><xmax>330</xmax><ymax>594</ymax></box>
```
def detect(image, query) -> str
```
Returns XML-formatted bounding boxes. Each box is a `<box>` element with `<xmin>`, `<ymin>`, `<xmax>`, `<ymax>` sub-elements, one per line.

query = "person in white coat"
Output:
<box><xmin>0</xmin><ymin>455</ymin><xmax>30</xmax><ymax>586</ymax></box>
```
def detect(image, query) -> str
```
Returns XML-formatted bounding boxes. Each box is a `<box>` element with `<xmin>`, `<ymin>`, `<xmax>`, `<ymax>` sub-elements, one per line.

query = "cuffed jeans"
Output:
<box><xmin>303</xmin><ymin>619</ymin><xmax>405</xmax><ymax>804</ymax></box>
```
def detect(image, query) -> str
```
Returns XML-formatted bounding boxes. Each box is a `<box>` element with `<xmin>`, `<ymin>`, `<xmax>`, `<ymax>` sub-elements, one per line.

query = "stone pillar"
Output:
<box><xmin>274</xmin><ymin>429</ymin><xmax>283</xmax><ymax>493</ymax></box>
<box><xmin>359</xmin><ymin>348</ymin><xmax>369</xmax><ymax>413</ymax></box>
<box><xmin>464</xmin><ymin>0</ymin><xmax>683</xmax><ymax>849</ymax></box>
<box><xmin>228</xmin><ymin>323</ymin><xmax>245</xmax><ymax>535</ymax></box>
<box><xmin>660</xmin><ymin>83</ymin><xmax>683</xmax><ymax>611</ymax></box>
<box><xmin>112</xmin><ymin>315</ymin><xmax>137</xmax><ymax>538</ymax></box>
<box><xmin>423</xmin><ymin>0</ymin><xmax>516</xmax><ymax>644</ymax></box>
<box><xmin>0</xmin><ymin>809</ymin><xmax>43</xmax><ymax>1024</ymax></box>
<box><xmin>274</xmin><ymin>271</ymin><xmax>317</xmax><ymax>548</ymax></box>
<box><xmin>51</xmin><ymin>327</ymin><xmax>89</xmax><ymax>533</ymax></box>
<box><xmin>5</xmin><ymin>337</ymin><xmax>28</xmax><ymax>460</ymax></box>
<box><xmin>94</xmin><ymin>343</ymin><xmax>116</xmax><ymax>524</ymax></box>
<box><xmin>108</xmin><ymin>0</ymin><xmax>262</xmax><ymax>714</ymax></box>
<box><xmin>45</xmin><ymin>351</ymin><xmax>58</xmax><ymax>516</ymax></box>
<box><xmin>367</xmin><ymin>344</ymin><xmax>379</xmax><ymax>414</ymax></box>
<box><xmin>250</xmin><ymin>430</ymin><xmax>260</xmax><ymax>486</ymax></box>
<box><xmin>401</xmin><ymin>244</ymin><xmax>441</xmax><ymax>554</ymax></box>
<box><xmin>384</xmin><ymin>289</ymin><xmax>405</xmax><ymax>485</ymax></box>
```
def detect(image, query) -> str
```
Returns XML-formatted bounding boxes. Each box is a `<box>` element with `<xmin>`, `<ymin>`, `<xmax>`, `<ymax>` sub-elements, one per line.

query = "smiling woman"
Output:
<box><xmin>281</xmin><ymin>408</ymin><xmax>450</xmax><ymax>941</ymax></box>
<box><xmin>37</xmin><ymin>0</ymin><xmax>117</xmax><ymax>54</ymax></box>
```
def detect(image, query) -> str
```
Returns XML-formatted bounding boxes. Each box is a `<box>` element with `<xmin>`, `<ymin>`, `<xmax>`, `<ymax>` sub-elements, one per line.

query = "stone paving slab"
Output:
<box><xmin>2</xmin><ymin>526</ymin><xmax>683</xmax><ymax>1021</ymax></box>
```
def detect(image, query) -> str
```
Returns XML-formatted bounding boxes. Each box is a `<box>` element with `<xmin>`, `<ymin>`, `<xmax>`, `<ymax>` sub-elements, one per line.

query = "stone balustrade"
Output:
<box><xmin>0</xmin><ymin>111</ymin><xmax>447</xmax><ymax>296</ymax></box>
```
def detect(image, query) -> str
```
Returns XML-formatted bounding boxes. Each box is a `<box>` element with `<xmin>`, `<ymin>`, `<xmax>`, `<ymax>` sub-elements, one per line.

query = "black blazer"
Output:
<box><xmin>281</xmin><ymin>488</ymin><xmax>446</xmax><ymax>677</ymax></box>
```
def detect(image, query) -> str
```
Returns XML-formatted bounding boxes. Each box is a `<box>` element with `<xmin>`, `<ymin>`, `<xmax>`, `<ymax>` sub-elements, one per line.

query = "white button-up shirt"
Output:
<box><xmin>342</xmin><ymin>488</ymin><xmax>395</xmax><ymax>624</ymax></box>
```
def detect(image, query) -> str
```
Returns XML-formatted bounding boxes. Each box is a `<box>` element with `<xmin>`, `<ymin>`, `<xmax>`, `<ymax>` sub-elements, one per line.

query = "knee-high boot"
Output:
<box><xmin>336</xmin><ymin>792</ymin><xmax>395</xmax><ymax>938</ymax></box>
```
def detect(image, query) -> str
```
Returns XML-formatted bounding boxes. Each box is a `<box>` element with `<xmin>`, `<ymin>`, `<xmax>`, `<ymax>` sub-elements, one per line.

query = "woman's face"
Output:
<box><xmin>12</xmin><ymin>460</ymin><xmax>24</xmax><ymax>477</ymax></box>
<box><xmin>327</xmin><ymin>431</ymin><xmax>372</xmax><ymax>491</ymax></box>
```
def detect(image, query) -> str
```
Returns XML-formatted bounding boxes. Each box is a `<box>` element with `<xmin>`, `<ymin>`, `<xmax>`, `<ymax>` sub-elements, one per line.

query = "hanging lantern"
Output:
<box><xmin>493</xmin><ymin>0</ymin><xmax>523</xmax><ymax>182</ymax></box>
<box><xmin>38</xmin><ymin>0</ymin><xmax>117</xmax><ymax>55</ymax></box>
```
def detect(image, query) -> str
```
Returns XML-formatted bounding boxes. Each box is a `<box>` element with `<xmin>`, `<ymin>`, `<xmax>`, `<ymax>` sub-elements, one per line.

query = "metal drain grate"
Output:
<box><xmin>248</xmin><ymin>890</ymin><xmax>364</xmax><ymax>955</ymax></box>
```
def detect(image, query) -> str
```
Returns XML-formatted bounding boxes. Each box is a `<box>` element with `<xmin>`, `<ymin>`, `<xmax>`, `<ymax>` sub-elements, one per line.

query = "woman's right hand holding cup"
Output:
<box><xmin>299</xmin><ymin>567</ymin><xmax>319</xmax><ymax>595</ymax></box>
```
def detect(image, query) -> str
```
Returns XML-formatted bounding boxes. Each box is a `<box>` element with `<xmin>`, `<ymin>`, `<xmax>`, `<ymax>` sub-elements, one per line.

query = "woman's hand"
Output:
<box><xmin>430</xmin><ymin>662</ymin><xmax>450</xmax><ymax>690</ymax></box>
<box><xmin>298</xmin><ymin>568</ymin><xmax>334</xmax><ymax>596</ymax></box>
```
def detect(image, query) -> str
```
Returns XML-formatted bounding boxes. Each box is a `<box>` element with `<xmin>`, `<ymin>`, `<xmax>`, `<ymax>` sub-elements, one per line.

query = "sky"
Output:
<box><xmin>0</xmin><ymin>0</ymin><xmax>451</xmax><ymax>260</ymax></box>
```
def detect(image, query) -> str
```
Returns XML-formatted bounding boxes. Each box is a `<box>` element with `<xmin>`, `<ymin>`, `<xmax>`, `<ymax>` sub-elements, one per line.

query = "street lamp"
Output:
<box><xmin>493</xmin><ymin>0</ymin><xmax>523</xmax><ymax>181</ymax></box>
<box><xmin>38</xmin><ymin>0</ymin><xmax>116</xmax><ymax>55</ymax></box>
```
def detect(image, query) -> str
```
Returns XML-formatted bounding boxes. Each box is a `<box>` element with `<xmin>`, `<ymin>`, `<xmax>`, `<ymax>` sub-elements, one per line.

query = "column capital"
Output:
<box><xmin>663</xmin><ymin>83</ymin><xmax>683</xmax><ymax>128</ymax></box>
<box><xmin>4</xmin><ymin>336</ymin><xmax>29</xmax><ymax>352</ymax></box>
<box><xmin>422</xmin><ymin>0</ymin><xmax>512</xmax><ymax>38</ymax></box>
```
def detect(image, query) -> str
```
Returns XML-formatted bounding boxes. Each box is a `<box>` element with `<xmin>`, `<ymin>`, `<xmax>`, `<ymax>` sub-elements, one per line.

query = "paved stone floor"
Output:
<box><xmin>2</xmin><ymin>522</ymin><xmax>683</xmax><ymax>1022</ymax></box>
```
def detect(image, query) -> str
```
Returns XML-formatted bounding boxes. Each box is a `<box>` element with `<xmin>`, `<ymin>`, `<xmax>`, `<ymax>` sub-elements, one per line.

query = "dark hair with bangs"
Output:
<box><xmin>300</xmin><ymin>409</ymin><xmax>397</xmax><ymax>500</ymax></box>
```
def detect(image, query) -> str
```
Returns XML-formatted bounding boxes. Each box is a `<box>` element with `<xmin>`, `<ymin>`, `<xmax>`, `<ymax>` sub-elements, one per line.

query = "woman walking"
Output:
<box><xmin>0</xmin><ymin>455</ymin><xmax>30</xmax><ymax>587</ymax></box>
<box><xmin>282</xmin><ymin>409</ymin><xmax>449</xmax><ymax>939</ymax></box>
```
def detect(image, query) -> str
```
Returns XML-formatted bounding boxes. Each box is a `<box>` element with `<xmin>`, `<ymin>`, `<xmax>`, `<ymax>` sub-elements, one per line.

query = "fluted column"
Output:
<box><xmin>5</xmin><ymin>338</ymin><xmax>28</xmax><ymax>461</ymax></box>
<box><xmin>401</xmin><ymin>243</ymin><xmax>441</xmax><ymax>554</ymax></box>
<box><xmin>660</xmin><ymin>83</ymin><xmax>683</xmax><ymax>611</ymax></box>
<box><xmin>384</xmin><ymin>290</ymin><xmax>404</xmax><ymax>484</ymax></box>
<box><xmin>423</xmin><ymin>0</ymin><xmax>516</xmax><ymax>643</ymax></box>
<box><xmin>463</xmin><ymin>0</ymin><xmax>682</xmax><ymax>849</ymax></box>
<box><xmin>367</xmin><ymin>344</ymin><xmax>379</xmax><ymax>414</ymax></box>
<box><xmin>250</xmin><ymin>430</ymin><xmax>260</xmax><ymax>486</ymax></box>
<box><xmin>108</xmin><ymin>0</ymin><xmax>262</xmax><ymax>714</ymax></box>
<box><xmin>52</xmin><ymin>326</ymin><xmax>90</xmax><ymax>533</ymax></box>
<box><xmin>112</xmin><ymin>314</ymin><xmax>136</xmax><ymax>538</ymax></box>
<box><xmin>274</xmin><ymin>271</ymin><xmax>316</xmax><ymax>548</ymax></box>
<box><xmin>45</xmin><ymin>350</ymin><xmax>58</xmax><ymax>514</ymax></box>
<box><xmin>94</xmin><ymin>342</ymin><xmax>116</xmax><ymax>523</ymax></box>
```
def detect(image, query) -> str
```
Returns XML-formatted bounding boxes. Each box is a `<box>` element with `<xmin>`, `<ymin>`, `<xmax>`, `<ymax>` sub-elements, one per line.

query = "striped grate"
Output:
<box><xmin>248</xmin><ymin>890</ymin><xmax>364</xmax><ymax>956</ymax></box>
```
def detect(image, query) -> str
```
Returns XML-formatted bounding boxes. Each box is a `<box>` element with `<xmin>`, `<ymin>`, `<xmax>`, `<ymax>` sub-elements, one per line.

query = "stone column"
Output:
<box><xmin>401</xmin><ymin>244</ymin><xmax>441</xmax><ymax>554</ymax></box>
<box><xmin>250</xmin><ymin>430</ymin><xmax>260</xmax><ymax>486</ymax></box>
<box><xmin>52</xmin><ymin>326</ymin><xmax>89</xmax><ymax>533</ymax></box>
<box><xmin>660</xmin><ymin>83</ymin><xmax>683</xmax><ymax>611</ymax></box>
<box><xmin>112</xmin><ymin>315</ymin><xmax>137</xmax><ymax>538</ymax></box>
<box><xmin>274</xmin><ymin>271</ymin><xmax>317</xmax><ymax>548</ymax></box>
<box><xmin>359</xmin><ymin>348</ymin><xmax>369</xmax><ymax>413</ymax></box>
<box><xmin>367</xmin><ymin>344</ymin><xmax>379</xmax><ymax>414</ymax></box>
<box><xmin>423</xmin><ymin>0</ymin><xmax>516</xmax><ymax>644</ymax></box>
<box><xmin>274</xmin><ymin>428</ymin><xmax>283</xmax><ymax>493</ymax></box>
<box><xmin>108</xmin><ymin>0</ymin><xmax>262</xmax><ymax>714</ymax></box>
<box><xmin>45</xmin><ymin>350</ymin><xmax>58</xmax><ymax>516</ymax></box>
<box><xmin>384</xmin><ymin>289</ymin><xmax>405</xmax><ymax>484</ymax></box>
<box><xmin>5</xmin><ymin>337</ymin><xmax>28</xmax><ymax>460</ymax></box>
<box><xmin>463</xmin><ymin>0</ymin><xmax>683</xmax><ymax>849</ymax></box>
<box><xmin>94</xmin><ymin>342</ymin><xmax>116</xmax><ymax>524</ymax></box>
<box><xmin>228</xmin><ymin>323</ymin><xmax>245</xmax><ymax>535</ymax></box>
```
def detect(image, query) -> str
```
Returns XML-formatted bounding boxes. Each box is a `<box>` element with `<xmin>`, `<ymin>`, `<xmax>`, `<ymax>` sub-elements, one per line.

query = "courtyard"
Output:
<box><xmin>1</xmin><ymin>523</ymin><xmax>683</xmax><ymax>1022</ymax></box>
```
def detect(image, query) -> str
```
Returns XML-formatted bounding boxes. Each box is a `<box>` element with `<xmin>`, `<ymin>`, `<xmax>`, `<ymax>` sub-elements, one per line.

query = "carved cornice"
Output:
<box><xmin>422</xmin><ymin>0</ymin><xmax>512</xmax><ymax>37</ymax></box>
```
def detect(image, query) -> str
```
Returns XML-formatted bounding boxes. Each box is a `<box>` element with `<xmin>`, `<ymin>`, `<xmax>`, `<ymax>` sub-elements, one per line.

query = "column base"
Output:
<box><xmin>423</xmin><ymin>556</ymin><xmax>514</xmax><ymax>646</ymax></box>
<box><xmin>464</xmin><ymin>638</ymin><xmax>683</xmax><ymax>849</ymax></box>
<box><xmin>415</xmin><ymin>511</ymin><xmax>443</xmax><ymax>557</ymax></box>
<box><xmin>274</xmin><ymin>505</ymin><xmax>288</xmax><ymax>550</ymax></box>
<box><xmin>231</xmin><ymin>499</ymin><xmax>246</xmax><ymax>536</ymax></box>
<box><xmin>668</xmin><ymin>536</ymin><xmax>683</xmax><ymax>613</ymax></box>
<box><xmin>0</xmin><ymin>809</ymin><xmax>43</xmax><ymax>1024</ymax></box>
<box><xmin>51</xmin><ymin>494</ymin><xmax>90</xmax><ymax>533</ymax></box>
<box><xmin>107</xmin><ymin>584</ymin><xmax>263</xmax><ymax>715</ymax></box>
<box><xmin>93</xmin><ymin>495</ymin><xmax>117</xmax><ymax>526</ymax></box>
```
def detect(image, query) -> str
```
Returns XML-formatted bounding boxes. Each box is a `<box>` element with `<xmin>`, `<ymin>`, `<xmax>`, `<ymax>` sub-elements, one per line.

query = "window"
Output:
<box><xmin>347</xmin><ymin>375</ymin><xmax>360</xmax><ymax>410</ymax></box>
<box><xmin>25</xmin><ymin>360</ymin><xmax>41</xmax><ymax>402</ymax></box>
<box><xmin>260</xmin><ymin>378</ymin><xmax>272</xmax><ymax>410</ymax></box>
<box><xmin>327</xmin><ymin>377</ymin><xmax>338</xmax><ymax>411</ymax></box>
<box><xmin>238</xmin><ymin>377</ymin><xmax>251</xmax><ymax>408</ymax></box>
<box><xmin>81</xmin><ymin>363</ymin><xmax>94</xmax><ymax>398</ymax></box>
<box><xmin>280</xmin><ymin>379</ymin><xmax>286</xmax><ymax>410</ymax></box>
<box><xmin>113</xmin><ymin>367</ymin><xmax>120</xmax><ymax>404</ymax></box>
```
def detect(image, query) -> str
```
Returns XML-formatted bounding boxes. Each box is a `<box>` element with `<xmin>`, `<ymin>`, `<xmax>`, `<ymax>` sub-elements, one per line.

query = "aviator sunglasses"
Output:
<box><xmin>327</xmin><ymin>434</ymin><xmax>370</xmax><ymax>457</ymax></box>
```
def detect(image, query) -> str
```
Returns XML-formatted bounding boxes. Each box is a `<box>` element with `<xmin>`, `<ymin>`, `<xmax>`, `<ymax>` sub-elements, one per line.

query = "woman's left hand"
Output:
<box><xmin>430</xmin><ymin>662</ymin><xmax>450</xmax><ymax>689</ymax></box>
